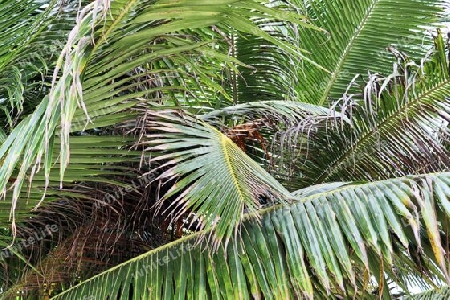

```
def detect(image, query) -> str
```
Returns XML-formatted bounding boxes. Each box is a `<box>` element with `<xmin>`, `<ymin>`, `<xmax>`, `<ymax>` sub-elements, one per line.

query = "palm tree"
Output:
<box><xmin>1</xmin><ymin>0</ymin><xmax>450</xmax><ymax>298</ymax></box>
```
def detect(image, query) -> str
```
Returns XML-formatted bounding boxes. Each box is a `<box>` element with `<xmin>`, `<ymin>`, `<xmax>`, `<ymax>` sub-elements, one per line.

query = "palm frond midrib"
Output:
<box><xmin>318</xmin><ymin>0</ymin><xmax>378</xmax><ymax>105</ymax></box>
<box><xmin>313</xmin><ymin>77</ymin><xmax>450</xmax><ymax>184</ymax></box>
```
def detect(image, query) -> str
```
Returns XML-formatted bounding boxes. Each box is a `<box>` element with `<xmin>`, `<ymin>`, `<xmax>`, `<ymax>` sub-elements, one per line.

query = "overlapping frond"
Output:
<box><xmin>201</xmin><ymin>100</ymin><xmax>335</xmax><ymax>167</ymax></box>
<box><xmin>289</xmin><ymin>0</ymin><xmax>447</xmax><ymax>105</ymax></box>
<box><xmin>405</xmin><ymin>286</ymin><xmax>450</xmax><ymax>299</ymax></box>
<box><xmin>232</xmin><ymin>30</ymin><xmax>301</xmax><ymax>103</ymax></box>
<box><xmin>0</xmin><ymin>134</ymin><xmax>139</xmax><ymax>223</ymax></box>
<box><xmin>214</xmin><ymin>2</ymin><xmax>328</xmax><ymax>104</ymax></box>
<box><xmin>277</xmin><ymin>30</ymin><xmax>450</xmax><ymax>189</ymax></box>
<box><xmin>52</xmin><ymin>172</ymin><xmax>450</xmax><ymax>299</ymax></box>
<box><xmin>202</xmin><ymin>100</ymin><xmax>330</xmax><ymax>125</ymax></box>
<box><xmin>134</xmin><ymin>109</ymin><xmax>291</xmax><ymax>243</ymax></box>
<box><xmin>2</xmin><ymin>0</ymin><xmax>450</xmax><ymax>298</ymax></box>
<box><xmin>0</xmin><ymin>0</ymin><xmax>315</xmax><ymax>231</ymax></box>
<box><xmin>0</xmin><ymin>0</ymin><xmax>75</xmax><ymax>127</ymax></box>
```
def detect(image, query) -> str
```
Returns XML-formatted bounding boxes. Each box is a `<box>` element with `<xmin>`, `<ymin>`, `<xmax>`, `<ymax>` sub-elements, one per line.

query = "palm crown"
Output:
<box><xmin>1</xmin><ymin>0</ymin><xmax>450</xmax><ymax>299</ymax></box>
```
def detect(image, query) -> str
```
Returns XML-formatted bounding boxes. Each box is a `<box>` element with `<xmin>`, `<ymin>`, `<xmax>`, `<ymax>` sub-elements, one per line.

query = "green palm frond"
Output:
<box><xmin>3</xmin><ymin>0</ymin><xmax>450</xmax><ymax>298</ymax></box>
<box><xmin>0</xmin><ymin>101</ymin><xmax>333</xmax><ymax>293</ymax></box>
<box><xmin>276</xmin><ymin>29</ymin><xmax>450</xmax><ymax>189</ymax></box>
<box><xmin>51</xmin><ymin>172</ymin><xmax>450</xmax><ymax>299</ymax></box>
<box><xmin>201</xmin><ymin>100</ymin><xmax>336</xmax><ymax>167</ymax></box>
<box><xmin>201</xmin><ymin>100</ymin><xmax>330</xmax><ymax>124</ymax></box>
<box><xmin>0</xmin><ymin>0</ymin><xmax>73</xmax><ymax>126</ymax></box>
<box><xmin>405</xmin><ymin>286</ymin><xmax>450</xmax><ymax>299</ymax></box>
<box><xmin>232</xmin><ymin>30</ymin><xmax>299</xmax><ymax>103</ymax></box>
<box><xmin>136</xmin><ymin>109</ymin><xmax>291</xmax><ymax>243</ymax></box>
<box><xmin>0</xmin><ymin>0</ymin><xmax>316</xmax><ymax>229</ymax></box>
<box><xmin>230</xmin><ymin>1</ymin><xmax>322</xmax><ymax>104</ymax></box>
<box><xmin>0</xmin><ymin>134</ymin><xmax>139</xmax><ymax>230</ymax></box>
<box><xmin>290</xmin><ymin>0</ymin><xmax>446</xmax><ymax>105</ymax></box>
<box><xmin>0</xmin><ymin>129</ymin><xmax>5</xmax><ymax>143</ymax></box>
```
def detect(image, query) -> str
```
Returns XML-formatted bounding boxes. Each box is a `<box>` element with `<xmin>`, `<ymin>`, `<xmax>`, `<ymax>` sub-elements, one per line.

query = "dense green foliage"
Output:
<box><xmin>1</xmin><ymin>0</ymin><xmax>450</xmax><ymax>299</ymax></box>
